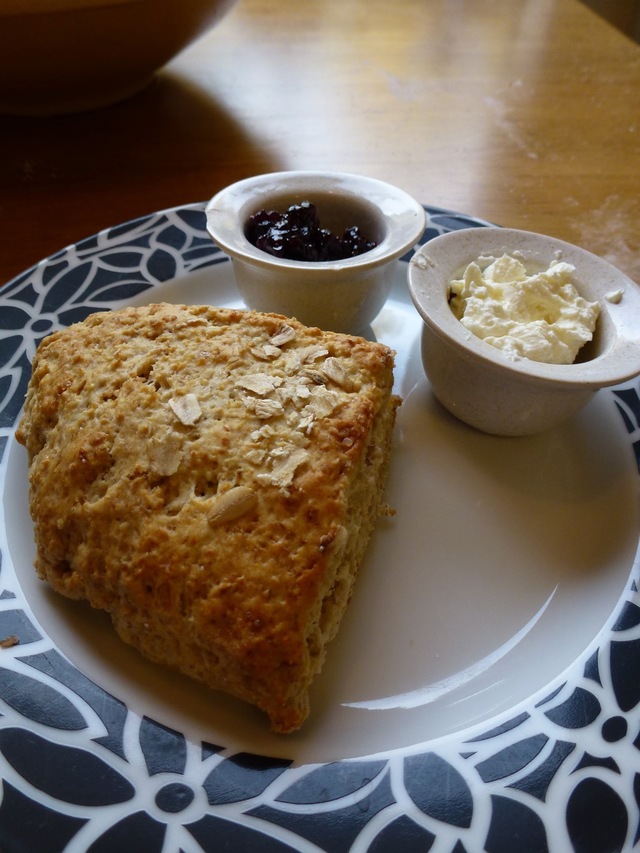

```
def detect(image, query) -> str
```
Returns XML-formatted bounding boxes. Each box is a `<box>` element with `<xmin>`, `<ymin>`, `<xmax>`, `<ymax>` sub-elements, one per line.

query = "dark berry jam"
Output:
<box><xmin>246</xmin><ymin>201</ymin><xmax>377</xmax><ymax>262</ymax></box>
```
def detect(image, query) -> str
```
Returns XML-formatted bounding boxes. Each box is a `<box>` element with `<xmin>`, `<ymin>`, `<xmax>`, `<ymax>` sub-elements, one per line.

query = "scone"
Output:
<box><xmin>16</xmin><ymin>303</ymin><xmax>398</xmax><ymax>733</ymax></box>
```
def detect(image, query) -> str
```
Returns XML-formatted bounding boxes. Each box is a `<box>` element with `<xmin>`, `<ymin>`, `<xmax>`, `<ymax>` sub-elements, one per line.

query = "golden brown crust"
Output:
<box><xmin>16</xmin><ymin>303</ymin><xmax>398</xmax><ymax>732</ymax></box>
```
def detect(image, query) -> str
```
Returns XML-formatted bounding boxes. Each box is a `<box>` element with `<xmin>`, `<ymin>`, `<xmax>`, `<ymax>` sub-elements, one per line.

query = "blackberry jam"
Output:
<box><xmin>246</xmin><ymin>201</ymin><xmax>377</xmax><ymax>262</ymax></box>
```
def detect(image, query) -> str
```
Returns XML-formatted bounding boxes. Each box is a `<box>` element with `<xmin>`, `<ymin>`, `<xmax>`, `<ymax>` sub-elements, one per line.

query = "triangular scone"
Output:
<box><xmin>16</xmin><ymin>303</ymin><xmax>399</xmax><ymax>733</ymax></box>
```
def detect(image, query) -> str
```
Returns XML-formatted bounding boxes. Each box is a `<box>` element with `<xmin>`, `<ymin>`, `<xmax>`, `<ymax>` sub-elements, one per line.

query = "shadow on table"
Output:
<box><xmin>0</xmin><ymin>70</ymin><xmax>283</xmax><ymax>280</ymax></box>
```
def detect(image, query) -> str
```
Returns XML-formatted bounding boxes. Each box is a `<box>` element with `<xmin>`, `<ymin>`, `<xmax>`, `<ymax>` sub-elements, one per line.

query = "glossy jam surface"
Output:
<box><xmin>246</xmin><ymin>201</ymin><xmax>377</xmax><ymax>262</ymax></box>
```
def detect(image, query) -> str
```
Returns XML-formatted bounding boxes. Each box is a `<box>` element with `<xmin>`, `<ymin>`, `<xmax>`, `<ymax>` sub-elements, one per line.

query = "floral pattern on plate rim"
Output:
<box><xmin>0</xmin><ymin>203</ymin><xmax>639</xmax><ymax>853</ymax></box>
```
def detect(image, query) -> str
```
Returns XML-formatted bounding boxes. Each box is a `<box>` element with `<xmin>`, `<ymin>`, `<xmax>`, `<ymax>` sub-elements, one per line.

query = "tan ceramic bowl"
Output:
<box><xmin>205</xmin><ymin>171</ymin><xmax>426</xmax><ymax>334</ymax></box>
<box><xmin>407</xmin><ymin>227</ymin><xmax>640</xmax><ymax>436</ymax></box>
<box><xmin>0</xmin><ymin>0</ymin><xmax>238</xmax><ymax>116</ymax></box>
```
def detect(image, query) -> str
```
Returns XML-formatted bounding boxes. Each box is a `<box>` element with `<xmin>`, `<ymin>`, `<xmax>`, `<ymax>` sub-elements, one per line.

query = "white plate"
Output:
<box><xmin>1</xmin><ymin>203</ymin><xmax>639</xmax><ymax>851</ymax></box>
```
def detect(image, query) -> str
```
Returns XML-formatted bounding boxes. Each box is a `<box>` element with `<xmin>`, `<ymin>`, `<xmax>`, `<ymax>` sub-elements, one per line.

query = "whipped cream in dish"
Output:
<box><xmin>448</xmin><ymin>253</ymin><xmax>600</xmax><ymax>364</ymax></box>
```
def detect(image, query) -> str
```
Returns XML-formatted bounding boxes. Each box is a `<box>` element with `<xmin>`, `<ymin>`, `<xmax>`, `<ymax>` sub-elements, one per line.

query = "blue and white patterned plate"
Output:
<box><xmin>1</xmin><ymin>203</ymin><xmax>640</xmax><ymax>852</ymax></box>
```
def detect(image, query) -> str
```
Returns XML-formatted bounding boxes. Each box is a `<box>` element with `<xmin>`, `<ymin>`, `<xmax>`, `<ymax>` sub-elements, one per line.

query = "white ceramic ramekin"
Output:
<box><xmin>206</xmin><ymin>171</ymin><xmax>426</xmax><ymax>334</ymax></box>
<box><xmin>407</xmin><ymin>227</ymin><xmax>640</xmax><ymax>436</ymax></box>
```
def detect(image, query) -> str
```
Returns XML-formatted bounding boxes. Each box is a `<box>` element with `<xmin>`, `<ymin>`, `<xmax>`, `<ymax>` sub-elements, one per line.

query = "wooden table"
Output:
<box><xmin>1</xmin><ymin>0</ymin><xmax>639</xmax><ymax>289</ymax></box>
<box><xmin>1</xmin><ymin>6</ymin><xmax>639</xmax><ymax>847</ymax></box>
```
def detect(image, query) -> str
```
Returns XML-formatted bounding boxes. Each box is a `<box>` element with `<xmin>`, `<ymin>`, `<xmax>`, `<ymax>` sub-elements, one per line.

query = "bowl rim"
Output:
<box><xmin>0</xmin><ymin>0</ymin><xmax>143</xmax><ymax>14</ymax></box>
<box><xmin>205</xmin><ymin>170</ymin><xmax>427</xmax><ymax>273</ymax></box>
<box><xmin>407</xmin><ymin>226</ymin><xmax>640</xmax><ymax>388</ymax></box>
